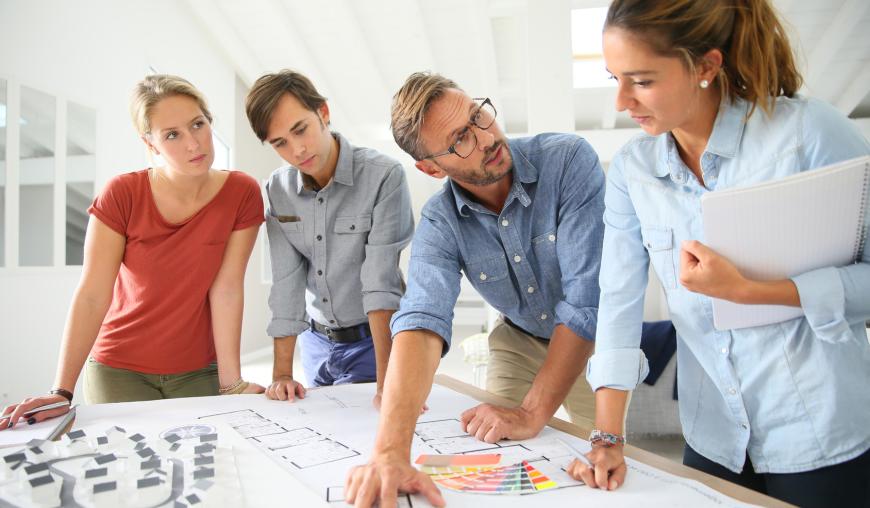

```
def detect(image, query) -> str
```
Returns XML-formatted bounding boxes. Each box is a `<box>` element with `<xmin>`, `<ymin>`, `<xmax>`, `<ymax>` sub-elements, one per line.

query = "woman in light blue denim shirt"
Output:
<box><xmin>570</xmin><ymin>0</ymin><xmax>870</xmax><ymax>506</ymax></box>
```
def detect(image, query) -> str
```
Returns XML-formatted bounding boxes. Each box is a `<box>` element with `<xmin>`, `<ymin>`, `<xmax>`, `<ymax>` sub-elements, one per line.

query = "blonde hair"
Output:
<box><xmin>390</xmin><ymin>72</ymin><xmax>462</xmax><ymax>160</ymax></box>
<box><xmin>605</xmin><ymin>0</ymin><xmax>803</xmax><ymax>117</ymax></box>
<box><xmin>129</xmin><ymin>74</ymin><xmax>213</xmax><ymax>136</ymax></box>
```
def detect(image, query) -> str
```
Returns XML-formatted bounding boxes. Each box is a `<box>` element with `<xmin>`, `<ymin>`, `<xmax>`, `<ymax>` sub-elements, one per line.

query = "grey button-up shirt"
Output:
<box><xmin>265</xmin><ymin>132</ymin><xmax>414</xmax><ymax>337</ymax></box>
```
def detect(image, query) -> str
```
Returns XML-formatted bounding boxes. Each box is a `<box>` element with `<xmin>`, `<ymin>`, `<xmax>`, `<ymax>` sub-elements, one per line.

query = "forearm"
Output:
<box><xmin>209</xmin><ymin>289</ymin><xmax>244</xmax><ymax>386</ymax></box>
<box><xmin>735</xmin><ymin>278</ymin><xmax>800</xmax><ymax>307</ymax></box>
<box><xmin>594</xmin><ymin>387</ymin><xmax>630</xmax><ymax>435</ymax></box>
<box><xmin>272</xmin><ymin>335</ymin><xmax>297</xmax><ymax>380</ymax></box>
<box><xmin>53</xmin><ymin>291</ymin><xmax>113</xmax><ymax>393</ymax></box>
<box><xmin>368</xmin><ymin>309</ymin><xmax>395</xmax><ymax>392</ymax></box>
<box><xmin>519</xmin><ymin>325</ymin><xmax>594</xmax><ymax>425</ymax></box>
<box><xmin>373</xmin><ymin>330</ymin><xmax>442</xmax><ymax>458</ymax></box>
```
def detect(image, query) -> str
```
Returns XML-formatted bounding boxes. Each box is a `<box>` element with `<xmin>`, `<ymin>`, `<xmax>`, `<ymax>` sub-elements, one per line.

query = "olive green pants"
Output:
<box><xmin>486</xmin><ymin>320</ymin><xmax>595</xmax><ymax>426</ymax></box>
<box><xmin>83</xmin><ymin>357</ymin><xmax>219</xmax><ymax>404</ymax></box>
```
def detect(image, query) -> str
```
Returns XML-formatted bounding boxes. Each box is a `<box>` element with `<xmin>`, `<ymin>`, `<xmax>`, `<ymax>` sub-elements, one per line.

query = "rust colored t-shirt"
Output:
<box><xmin>87</xmin><ymin>169</ymin><xmax>264</xmax><ymax>374</ymax></box>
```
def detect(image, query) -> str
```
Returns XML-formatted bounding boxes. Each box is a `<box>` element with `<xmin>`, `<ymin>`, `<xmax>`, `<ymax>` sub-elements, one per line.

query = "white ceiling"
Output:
<box><xmin>184</xmin><ymin>0</ymin><xmax>870</xmax><ymax>143</ymax></box>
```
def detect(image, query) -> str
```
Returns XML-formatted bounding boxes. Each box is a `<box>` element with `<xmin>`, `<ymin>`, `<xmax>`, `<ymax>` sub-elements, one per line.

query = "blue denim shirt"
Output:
<box><xmin>587</xmin><ymin>95</ymin><xmax>870</xmax><ymax>474</ymax></box>
<box><xmin>391</xmin><ymin>133</ymin><xmax>605</xmax><ymax>352</ymax></box>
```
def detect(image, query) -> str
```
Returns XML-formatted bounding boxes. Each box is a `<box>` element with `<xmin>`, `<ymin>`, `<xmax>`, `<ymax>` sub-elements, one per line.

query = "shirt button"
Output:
<box><xmin>513</xmin><ymin>255</ymin><xmax>521</xmax><ymax>263</ymax></box>
<box><xmin>548</xmin><ymin>234</ymin><xmax>556</xmax><ymax>242</ymax></box>
<box><xmin>317</xmin><ymin>197</ymin><xmax>324</xmax><ymax>204</ymax></box>
<box><xmin>721</xmin><ymin>348</ymin><xmax>728</xmax><ymax>355</ymax></box>
<box><xmin>501</xmin><ymin>219</ymin><xmax>509</xmax><ymax>227</ymax></box>
<box><xmin>741</xmin><ymin>423</ymin><xmax>748</xmax><ymax>430</ymax></box>
<box><xmin>317</xmin><ymin>270</ymin><xmax>323</xmax><ymax>276</ymax></box>
<box><xmin>316</xmin><ymin>234</ymin><xmax>323</xmax><ymax>241</ymax></box>
<box><xmin>329</xmin><ymin>319</ymin><xmax>335</xmax><ymax>324</ymax></box>
<box><xmin>527</xmin><ymin>286</ymin><xmax>535</xmax><ymax>294</ymax></box>
<box><xmin>350</xmin><ymin>225</ymin><xmax>355</xmax><ymax>230</ymax></box>
<box><xmin>479</xmin><ymin>273</ymin><xmax>488</xmax><ymax>281</ymax></box>
<box><xmin>322</xmin><ymin>298</ymin><xmax>328</xmax><ymax>303</ymax></box>
<box><xmin>729</xmin><ymin>388</ymin><xmax>737</xmax><ymax>395</ymax></box>
<box><xmin>540</xmin><ymin>313</ymin><xmax>547</xmax><ymax>320</ymax></box>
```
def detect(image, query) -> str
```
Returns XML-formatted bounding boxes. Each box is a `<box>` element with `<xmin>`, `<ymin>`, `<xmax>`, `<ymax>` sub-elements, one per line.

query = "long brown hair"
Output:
<box><xmin>605</xmin><ymin>0</ymin><xmax>802</xmax><ymax>117</ymax></box>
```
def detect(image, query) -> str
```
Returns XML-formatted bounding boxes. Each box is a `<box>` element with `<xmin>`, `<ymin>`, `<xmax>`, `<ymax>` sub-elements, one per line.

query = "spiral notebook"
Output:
<box><xmin>701</xmin><ymin>155</ymin><xmax>870</xmax><ymax>330</ymax></box>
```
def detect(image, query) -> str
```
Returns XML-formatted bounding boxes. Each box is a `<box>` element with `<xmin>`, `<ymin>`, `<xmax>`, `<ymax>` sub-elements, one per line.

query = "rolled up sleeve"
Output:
<box><xmin>361</xmin><ymin>165</ymin><xmax>415</xmax><ymax>313</ymax></box>
<box><xmin>264</xmin><ymin>184</ymin><xmax>309</xmax><ymax>338</ymax></box>
<box><xmin>390</xmin><ymin>214</ymin><xmax>461</xmax><ymax>355</ymax></box>
<box><xmin>792</xmin><ymin>100</ymin><xmax>870</xmax><ymax>343</ymax></box>
<box><xmin>554</xmin><ymin>138</ymin><xmax>606</xmax><ymax>342</ymax></box>
<box><xmin>586</xmin><ymin>154</ymin><xmax>651</xmax><ymax>392</ymax></box>
<box><xmin>791</xmin><ymin>241</ymin><xmax>870</xmax><ymax>343</ymax></box>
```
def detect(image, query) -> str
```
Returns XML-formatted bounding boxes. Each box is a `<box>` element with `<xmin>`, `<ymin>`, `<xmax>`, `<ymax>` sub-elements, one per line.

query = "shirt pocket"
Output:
<box><xmin>334</xmin><ymin>215</ymin><xmax>372</xmax><ymax>234</ymax></box>
<box><xmin>640</xmin><ymin>225</ymin><xmax>677</xmax><ymax>290</ymax></box>
<box><xmin>280</xmin><ymin>220</ymin><xmax>304</xmax><ymax>234</ymax></box>
<box><xmin>464</xmin><ymin>254</ymin><xmax>518</xmax><ymax>310</ymax></box>
<box><xmin>532</xmin><ymin>230</ymin><xmax>560</xmax><ymax>283</ymax></box>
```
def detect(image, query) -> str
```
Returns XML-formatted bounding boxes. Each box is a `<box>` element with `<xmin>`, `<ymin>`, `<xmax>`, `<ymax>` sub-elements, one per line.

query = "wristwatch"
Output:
<box><xmin>589</xmin><ymin>429</ymin><xmax>626</xmax><ymax>447</ymax></box>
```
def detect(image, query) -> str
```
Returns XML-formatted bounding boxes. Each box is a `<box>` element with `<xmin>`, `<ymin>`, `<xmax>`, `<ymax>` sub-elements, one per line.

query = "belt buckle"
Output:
<box><xmin>325</xmin><ymin>327</ymin><xmax>336</xmax><ymax>340</ymax></box>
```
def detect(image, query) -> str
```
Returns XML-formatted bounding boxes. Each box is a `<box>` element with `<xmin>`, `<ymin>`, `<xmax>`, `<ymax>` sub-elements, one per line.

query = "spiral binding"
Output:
<box><xmin>856</xmin><ymin>160</ymin><xmax>870</xmax><ymax>262</ymax></box>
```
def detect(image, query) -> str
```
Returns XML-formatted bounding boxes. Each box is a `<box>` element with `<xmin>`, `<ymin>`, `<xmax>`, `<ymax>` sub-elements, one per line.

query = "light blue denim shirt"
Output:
<box><xmin>391</xmin><ymin>133</ymin><xmax>605</xmax><ymax>352</ymax></box>
<box><xmin>587</xmin><ymin>95</ymin><xmax>870</xmax><ymax>474</ymax></box>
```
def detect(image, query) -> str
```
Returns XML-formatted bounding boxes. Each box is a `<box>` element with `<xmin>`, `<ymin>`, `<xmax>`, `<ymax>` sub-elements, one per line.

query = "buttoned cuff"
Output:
<box><xmin>267</xmin><ymin>318</ymin><xmax>310</xmax><ymax>338</ymax></box>
<box><xmin>586</xmin><ymin>348</ymin><xmax>649</xmax><ymax>392</ymax></box>
<box><xmin>362</xmin><ymin>291</ymin><xmax>402</xmax><ymax>315</ymax></box>
<box><xmin>390</xmin><ymin>313</ymin><xmax>452</xmax><ymax>356</ymax></box>
<box><xmin>792</xmin><ymin>267</ymin><xmax>852</xmax><ymax>343</ymax></box>
<box><xmin>554</xmin><ymin>302</ymin><xmax>597</xmax><ymax>341</ymax></box>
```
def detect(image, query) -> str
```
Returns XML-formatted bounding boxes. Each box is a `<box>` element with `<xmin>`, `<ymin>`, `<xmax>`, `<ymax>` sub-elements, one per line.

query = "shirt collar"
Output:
<box><xmin>705</xmin><ymin>97</ymin><xmax>748</xmax><ymax>158</ymax></box>
<box><xmin>654</xmin><ymin>97</ymin><xmax>749</xmax><ymax>179</ymax></box>
<box><xmin>294</xmin><ymin>131</ymin><xmax>354</xmax><ymax>194</ymax></box>
<box><xmin>449</xmin><ymin>139</ymin><xmax>536</xmax><ymax>216</ymax></box>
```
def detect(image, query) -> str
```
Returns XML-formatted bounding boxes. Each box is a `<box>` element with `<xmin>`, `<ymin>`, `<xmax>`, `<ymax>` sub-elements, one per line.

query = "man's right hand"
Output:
<box><xmin>345</xmin><ymin>453</ymin><xmax>445</xmax><ymax>508</ymax></box>
<box><xmin>265</xmin><ymin>376</ymin><xmax>306</xmax><ymax>401</ymax></box>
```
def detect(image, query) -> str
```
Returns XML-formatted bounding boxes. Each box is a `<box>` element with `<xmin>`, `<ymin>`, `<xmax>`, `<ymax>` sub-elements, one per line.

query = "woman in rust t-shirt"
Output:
<box><xmin>1</xmin><ymin>75</ymin><xmax>265</xmax><ymax>429</ymax></box>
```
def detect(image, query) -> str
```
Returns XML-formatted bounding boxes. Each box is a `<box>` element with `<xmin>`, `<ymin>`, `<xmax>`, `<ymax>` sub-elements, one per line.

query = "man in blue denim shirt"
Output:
<box><xmin>344</xmin><ymin>72</ymin><xmax>605</xmax><ymax>507</ymax></box>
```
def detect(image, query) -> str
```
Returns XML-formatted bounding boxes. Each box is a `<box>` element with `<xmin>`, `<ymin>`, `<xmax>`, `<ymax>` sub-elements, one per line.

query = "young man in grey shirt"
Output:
<box><xmin>245</xmin><ymin>70</ymin><xmax>414</xmax><ymax>407</ymax></box>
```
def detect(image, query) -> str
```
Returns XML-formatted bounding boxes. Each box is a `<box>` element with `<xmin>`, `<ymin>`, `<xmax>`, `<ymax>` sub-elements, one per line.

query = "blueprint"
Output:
<box><xmin>48</xmin><ymin>383</ymin><xmax>759</xmax><ymax>507</ymax></box>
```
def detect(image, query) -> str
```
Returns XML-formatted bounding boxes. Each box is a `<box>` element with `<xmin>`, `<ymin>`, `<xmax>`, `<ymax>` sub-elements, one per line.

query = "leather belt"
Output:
<box><xmin>503</xmin><ymin>316</ymin><xmax>549</xmax><ymax>341</ymax></box>
<box><xmin>310</xmin><ymin>319</ymin><xmax>372</xmax><ymax>343</ymax></box>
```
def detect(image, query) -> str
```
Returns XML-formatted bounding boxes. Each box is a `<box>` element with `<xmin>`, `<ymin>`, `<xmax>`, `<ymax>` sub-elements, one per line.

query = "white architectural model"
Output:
<box><xmin>0</xmin><ymin>425</ymin><xmax>241</xmax><ymax>507</ymax></box>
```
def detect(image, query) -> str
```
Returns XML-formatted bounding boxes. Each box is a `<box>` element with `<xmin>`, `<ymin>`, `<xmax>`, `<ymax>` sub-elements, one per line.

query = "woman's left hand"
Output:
<box><xmin>679</xmin><ymin>240</ymin><xmax>747</xmax><ymax>301</ymax></box>
<box><xmin>242</xmin><ymin>382</ymin><xmax>266</xmax><ymax>394</ymax></box>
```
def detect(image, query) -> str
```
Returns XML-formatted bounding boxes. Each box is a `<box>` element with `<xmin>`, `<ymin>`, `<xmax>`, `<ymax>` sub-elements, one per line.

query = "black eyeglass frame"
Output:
<box><xmin>419</xmin><ymin>97</ymin><xmax>497</xmax><ymax>161</ymax></box>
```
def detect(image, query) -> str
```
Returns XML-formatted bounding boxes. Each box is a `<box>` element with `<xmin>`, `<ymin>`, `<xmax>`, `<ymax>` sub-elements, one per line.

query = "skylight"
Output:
<box><xmin>571</xmin><ymin>7</ymin><xmax>614</xmax><ymax>89</ymax></box>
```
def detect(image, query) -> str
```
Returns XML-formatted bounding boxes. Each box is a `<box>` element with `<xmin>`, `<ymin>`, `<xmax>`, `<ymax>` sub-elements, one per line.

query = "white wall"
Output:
<box><xmin>0</xmin><ymin>0</ymin><xmax>240</xmax><ymax>405</ymax></box>
<box><xmin>232</xmin><ymin>76</ymin><xmax>285</xmax><ymax>356</ymax></box>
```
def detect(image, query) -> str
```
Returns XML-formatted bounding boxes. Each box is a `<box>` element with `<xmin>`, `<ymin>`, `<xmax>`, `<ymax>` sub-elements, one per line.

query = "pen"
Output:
<box><xmin>22</xmin><ymin>401</ymin><xmax>71</xmax><ymax>418</ymax></box>
<box><xmin>1</xmin><ymin>401</ymin><xmax>71</xmax><ymax>427</ymax></box>
<box><xmin>557</xmin><ymin>437</ymin><xmax>595</xmax><ymax>468</ymax></box>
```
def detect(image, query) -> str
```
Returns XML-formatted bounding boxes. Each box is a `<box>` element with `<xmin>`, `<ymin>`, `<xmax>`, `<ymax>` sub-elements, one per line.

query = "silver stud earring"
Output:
<box><xmin>700</xmin><ymin>79</ymin><xmax>710</xmax><ymax>89</ymax></box>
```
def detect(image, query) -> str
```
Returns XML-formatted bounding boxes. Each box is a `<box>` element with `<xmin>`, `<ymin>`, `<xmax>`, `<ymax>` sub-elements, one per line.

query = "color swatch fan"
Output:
<box><xmin>416</xmin><ymin>455</ymin><xmax>558</xmax><ymax>495</ymax></box>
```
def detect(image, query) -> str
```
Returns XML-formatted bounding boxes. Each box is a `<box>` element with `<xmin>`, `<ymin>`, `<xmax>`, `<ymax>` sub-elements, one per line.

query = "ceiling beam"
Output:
<box><xmin>804</xmin><ymin>0</ymin><xmax>870</xmax><ymax>100</ymax></box>
<box><xmin>183</xmin><ymin>0</ymin><xmax>264</xmax><ymax>87</ymax></box>
<box><xmin>834</xmin><ymin>64</ymin><xmax>870</xmax><ymax>116</ymax></box>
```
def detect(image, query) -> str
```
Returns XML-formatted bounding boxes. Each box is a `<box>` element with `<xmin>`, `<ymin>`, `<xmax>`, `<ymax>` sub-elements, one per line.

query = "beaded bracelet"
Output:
<box><xmin>589</xmin><ymin>429</ymin><xmax>626</xmax><ymax>447</ymax></box>
<box><xmin>218</xmin><ymin>378</ymin><xmax>249</xmax><ymax>395</ymax></box>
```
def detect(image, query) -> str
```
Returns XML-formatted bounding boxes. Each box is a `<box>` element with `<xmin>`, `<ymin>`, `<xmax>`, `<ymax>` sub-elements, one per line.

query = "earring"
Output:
<box><xmin>700</xmin><ymin>79</ymin><xmax>710</xmax><ymax>89</ymax></box>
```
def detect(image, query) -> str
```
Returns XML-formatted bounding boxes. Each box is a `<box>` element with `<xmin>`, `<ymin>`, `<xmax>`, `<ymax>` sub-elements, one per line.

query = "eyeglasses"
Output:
<box><xmin>422</xmin><ymin>97</ymin><xmax>497</xmax><ymax>160</ymax></box>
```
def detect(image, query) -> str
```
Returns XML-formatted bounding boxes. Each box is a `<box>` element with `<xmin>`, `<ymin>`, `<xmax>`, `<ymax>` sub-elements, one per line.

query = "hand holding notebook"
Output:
<box><xmin>701</xmin><ymin>155</ymin><xmax>870</xmax><ymax>330</ymax></box>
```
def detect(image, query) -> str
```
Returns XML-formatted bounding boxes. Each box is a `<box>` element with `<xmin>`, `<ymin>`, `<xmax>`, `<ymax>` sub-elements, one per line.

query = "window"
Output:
<box><xmin>571</xmin><ymin>7</ymin><xmax>614</xmax><ymax>89</ymax></box>
<box><xmin>0</xmin><ymin>77</ymin><xmax>96</xmax><ymax>268</ymax></box>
